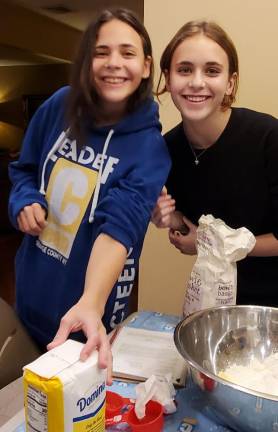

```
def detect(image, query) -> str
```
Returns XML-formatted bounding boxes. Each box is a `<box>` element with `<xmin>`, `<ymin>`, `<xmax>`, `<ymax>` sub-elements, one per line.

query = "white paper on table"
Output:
<box><xmin>111</xmin><ymin>326</ymin><xmax>187</xmax><ymax>386</ymax></box>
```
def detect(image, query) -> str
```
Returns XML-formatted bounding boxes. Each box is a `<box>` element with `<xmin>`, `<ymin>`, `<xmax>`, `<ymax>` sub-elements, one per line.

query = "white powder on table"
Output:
<box><xmin>219</xmin><ymin>352</ymin><xmax>278</xmax><ymax>396</ymax></box>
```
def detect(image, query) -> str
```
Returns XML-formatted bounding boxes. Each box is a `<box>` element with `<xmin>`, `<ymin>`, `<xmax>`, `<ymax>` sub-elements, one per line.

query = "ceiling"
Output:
<box><xmin>0</xmin><ymin>44</ymin><xmax>67</xmax><ymax>66</ymax></box>
<box><xmin>8</xmin><ymin>0</ymin><xmax>143</xmax><ymax>31</ymax></box>
<box><xmin>1</xmin><ymin>0</ymin><xmax>143</xmax><ymax>65</ymax></box>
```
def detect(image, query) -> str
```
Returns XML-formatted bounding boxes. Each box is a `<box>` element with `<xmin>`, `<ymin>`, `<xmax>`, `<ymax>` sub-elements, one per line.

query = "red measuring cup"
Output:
<box><xmin>106</xmin><ymin>390</ymin><xmax>164</xmax><ymax>432</ymax></box>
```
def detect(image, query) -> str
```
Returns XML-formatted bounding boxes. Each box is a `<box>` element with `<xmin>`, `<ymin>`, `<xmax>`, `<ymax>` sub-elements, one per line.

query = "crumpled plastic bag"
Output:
<box><xmin>134</xmin><ymin>374</ymin><xmax>176</xmax><ymax>419</ymax></box>
<box><xmin>183</xmin><ymin>214</ymin><xmax>256</xmax><ymax>317</ymax></box>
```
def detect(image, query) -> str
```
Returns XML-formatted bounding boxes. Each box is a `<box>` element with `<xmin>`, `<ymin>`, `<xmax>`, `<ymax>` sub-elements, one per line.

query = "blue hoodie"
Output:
<box><xmin>9</xmin><ymin>86</ymin><xmax>170</xmax><ymax>347</ymax></box>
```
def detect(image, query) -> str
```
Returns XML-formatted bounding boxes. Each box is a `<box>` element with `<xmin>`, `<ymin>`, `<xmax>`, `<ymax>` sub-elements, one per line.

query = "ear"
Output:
<box><xmin>226</xmin><ymin>72</ymin><xmax>237</xmax><ymax>96</ymax></box>
<box><xmin>142</xmin><ymin>55</ymin><xmax>152</xmax><ymax>79</ymax></box>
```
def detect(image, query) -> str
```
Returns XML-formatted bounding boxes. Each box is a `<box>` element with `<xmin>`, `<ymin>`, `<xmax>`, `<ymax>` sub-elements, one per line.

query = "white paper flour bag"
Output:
<box><xmin>183</xmin><ymin>214</ymin><xmax>256</xmax><ymax>317</ymax></box>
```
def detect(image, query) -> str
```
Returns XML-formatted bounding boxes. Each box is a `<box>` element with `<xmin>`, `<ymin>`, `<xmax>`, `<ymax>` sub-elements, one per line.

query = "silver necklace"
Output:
<box><xmin>187</xmin><ymin>141</ymin><xmax>208</xmax><ymax>166</ymax></box>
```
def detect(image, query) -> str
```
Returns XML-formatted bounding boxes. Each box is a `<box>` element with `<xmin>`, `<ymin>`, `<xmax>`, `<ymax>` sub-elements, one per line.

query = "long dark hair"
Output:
<box><xmin>157</xmin><ymin>20</ymin><xmax>239</xmax><ymax>109</ymax></box>
<box><xmin>67</xmin><ymin>8</ymin><xmax>153</xmax><ymax>141</ymax></box>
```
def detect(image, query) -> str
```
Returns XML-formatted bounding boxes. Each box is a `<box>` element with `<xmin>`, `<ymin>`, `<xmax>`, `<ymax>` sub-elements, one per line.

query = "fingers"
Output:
<box><xmin>17</xmin><ymin>203</ymin><xmax>47</xmax><ymax>235</ymax></box>
<box><xmin>182</xmin><ymin>215</ymin><xmax>195</xmax><ymax>229</ymax></box>
<box><xmin>152</xmin><ymin>195</ymin><xmax>175</xmax><ymax>228</ymax></box>
<box><xmin>47</xmin><ymin>304</ymin><xmax>112</xmax><ymax>384</ymax></box>
<box><xmin>47</xmin><ymin>316</ymin><xmax>75</xmax><ymax>350</ymax></box>
<box><xmin>33</xmin><ymin>203</ymin><xmax>47</xmax><ymax>228</ymax></box>
<box><xmin>169</xmin><ymin>228</ymin><xmax>197</xmax><ymax>255</ymax></box>
<box><xmin>169</xmin><ymin>228</ymin><xmax>187</xmax><ymax>248</ymax></box>
<box><xmin>80</xmin><ymin>321</ymin><xmax>109</xmax><ymax>361</ymax></box>
<box><xmin>97</xmin><ymin>326</ymin><xmax>110</xmax><ymax>367</ymax></box>
<box><xmin>82</xmin><ymin>327</ymin><xmax>113</xmax><ymax>384</ymax></box>
<box><xmin>17</xmin><ymin>211</ymin><xmax>32</xmax><ymax>233</ymax></box>
<box><xmin>97</xmin><ymin>327</ymin><xmax>113</xmax><ymax>381</ymax></box>
<box><xmin>80</xmin><ymin>325</ymin><xmax>113</xmax><ymax>386</ymax></box>
<box><xmin>79</xmin><ymin>332</ymin><xmax>99</xmax><ymax>362</ymax></box>
<box><xmin>106</xmin><ymin>348</ymin><xmax>113</xmax><ymax>386</ymax></box>
<box><xmin>152</xmin><ymin>209</ymin><xmax>172</xmax><ymax>227</ymax></box>
<box><xmin>157</xmin><ymin>193</ymin><xmax>174</xmax><ymax>206</ymax></box>
<box><xmin>169</xmin><ymin>229</ymin><xmax>181</xmax><ymax>247</ymax></box>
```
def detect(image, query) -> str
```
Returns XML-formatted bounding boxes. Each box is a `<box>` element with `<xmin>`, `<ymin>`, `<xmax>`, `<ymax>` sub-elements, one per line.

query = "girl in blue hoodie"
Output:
<box><xmin>9</xmin><ymin>8</ymin><xmax>170</xmax><ymax>377</ymax></box>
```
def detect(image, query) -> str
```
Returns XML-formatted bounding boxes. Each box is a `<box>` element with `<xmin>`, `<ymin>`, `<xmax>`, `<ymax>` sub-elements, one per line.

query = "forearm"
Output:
<box><xmin>81</xmin><ymin>233</ymin><xmax>128</xmax><ymax>315</ymax></box>
<box><xmin>248</xmin><ymin>233</ymin><xmax>278</xmax><ymax>257</ymax></box>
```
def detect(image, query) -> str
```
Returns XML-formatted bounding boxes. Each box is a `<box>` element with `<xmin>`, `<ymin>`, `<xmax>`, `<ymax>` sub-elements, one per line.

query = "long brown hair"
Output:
<box><xmin>157</xmin><ymin>20</ymin><xmax>239</xmax><ymax>109</ymax></box>
<box><xmin>66</xmin><ymin>8</ymin><xmax>153</xmax><ymax>141</ymax></box>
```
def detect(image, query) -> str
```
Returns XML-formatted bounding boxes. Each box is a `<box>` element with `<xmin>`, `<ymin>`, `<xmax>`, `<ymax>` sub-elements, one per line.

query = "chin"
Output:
<box><xmin>182</xmin><ymin>102</ymin><xmax>222</xmax><ymax>122</ymax></box>
<box><xmin>181</xmin><ymin>110</ymin><xmax>211</xmax><ymax>123</ymax></box>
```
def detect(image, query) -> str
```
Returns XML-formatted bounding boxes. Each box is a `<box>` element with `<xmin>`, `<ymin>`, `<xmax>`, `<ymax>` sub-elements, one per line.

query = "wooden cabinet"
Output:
<box><xmin>0</xmin><ymin>152</ymin><xmax>22</xmax><ymax>306</ymax></box>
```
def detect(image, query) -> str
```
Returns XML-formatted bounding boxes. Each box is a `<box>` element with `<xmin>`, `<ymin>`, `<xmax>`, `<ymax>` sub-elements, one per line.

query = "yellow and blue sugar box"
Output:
<box><xmin>23</xmin><ymin>339</ymin><xmax>106</xmax><ymax>432</ymax></box>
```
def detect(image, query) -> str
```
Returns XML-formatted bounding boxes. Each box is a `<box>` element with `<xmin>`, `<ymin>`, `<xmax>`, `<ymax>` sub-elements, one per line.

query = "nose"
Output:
<box><xmin>189</xmin><ymin>71</ymin><xmax>205</xmax><ymax>89</ymax></box>
<box><xmin>105</xmin><ymin>51</ymin><xmax>122</xmax><ymax>69</ymax></box>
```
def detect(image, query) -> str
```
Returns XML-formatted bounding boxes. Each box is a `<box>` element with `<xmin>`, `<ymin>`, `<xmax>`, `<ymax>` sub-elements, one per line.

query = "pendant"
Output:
<box><xmin>195</xmin><ymin>159</ymin><xmax>199</xmax><ymax>165</ymax></box>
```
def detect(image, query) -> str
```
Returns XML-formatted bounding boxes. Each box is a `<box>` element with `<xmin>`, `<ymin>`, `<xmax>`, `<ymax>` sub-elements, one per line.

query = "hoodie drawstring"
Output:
<box><xmin>39</xmin><ymin>129</ymin><xmax>70</xmax><ymax>195</ymax></box>
<box><xmin>89</xmin><ymin>129</ymin><xmax>114</xmax><ymax>223</ymax></box>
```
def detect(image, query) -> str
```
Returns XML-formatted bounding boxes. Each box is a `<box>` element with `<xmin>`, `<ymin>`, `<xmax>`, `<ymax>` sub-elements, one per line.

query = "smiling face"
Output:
<box><xmin>166</xmin><ymin>34</ymin><xmax>236</xmax><ymax>124</ymax></box>
<box><xmin>91</xmin><ymin>18</ymin><xmax>151</xmax><ymax>122</ymax></box>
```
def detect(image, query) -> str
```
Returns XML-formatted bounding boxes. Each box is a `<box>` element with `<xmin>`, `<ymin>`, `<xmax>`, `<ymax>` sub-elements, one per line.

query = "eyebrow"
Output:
<box><xmin>205</xmin><ymin>61</ymin><xmax>223</xmax><ymax>67</ymax></box>
<box><xmin>177</xmin><ymin>60</ymin><xmax>223</xmax><ymax>68</ymax></box>
<box><xmin>95</xmin><ymin>44</ymin><xmax>137</xmax><ymax>49</ymax></box>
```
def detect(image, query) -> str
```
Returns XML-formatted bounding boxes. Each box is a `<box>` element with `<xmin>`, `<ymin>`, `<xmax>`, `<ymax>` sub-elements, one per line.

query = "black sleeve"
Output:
<box><xmin>264</xmin><ymin>121</ymin><xmax>278</xmax><ymax>239</ymax></box>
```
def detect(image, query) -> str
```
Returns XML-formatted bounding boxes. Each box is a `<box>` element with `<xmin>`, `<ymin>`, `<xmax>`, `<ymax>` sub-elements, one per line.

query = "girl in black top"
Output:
<box><xmin>152</xmin><ymin>20</ymin><xmax>278</xmax><ymax>306</ymax></box>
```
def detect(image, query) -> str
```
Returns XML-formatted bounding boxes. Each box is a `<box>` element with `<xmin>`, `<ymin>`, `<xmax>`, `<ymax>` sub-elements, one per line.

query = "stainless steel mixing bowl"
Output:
<box><xmin>174</xmin><ymin>305</ymin><xmax>278</xmax><ymax>432</ymax></box>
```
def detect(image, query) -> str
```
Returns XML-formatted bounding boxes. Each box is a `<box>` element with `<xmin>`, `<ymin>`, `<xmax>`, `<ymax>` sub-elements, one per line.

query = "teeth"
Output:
<box><xmin>186</xmin><ymin>96</ymin><xmax>208</xmax><ymax>102</ymax></box>
<box><xmin>103</xmin><ymin>77</ymin><xmax>125</xmax><ymax>83</ymax></box>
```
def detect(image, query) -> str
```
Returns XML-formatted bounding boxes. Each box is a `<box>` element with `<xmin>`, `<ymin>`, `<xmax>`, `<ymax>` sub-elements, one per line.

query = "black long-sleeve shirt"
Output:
<box><xmin>165</xmin><ymin>107</ymin><xmax>278</xmax><ymax>306</ymax></box>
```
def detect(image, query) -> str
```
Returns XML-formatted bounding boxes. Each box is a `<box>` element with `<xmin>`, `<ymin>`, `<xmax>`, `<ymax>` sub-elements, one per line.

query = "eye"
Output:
<box><xmin>206</xmin><ymin>67</ymin><xmax>221</xmax><ymax>76</ymax></box>
<box><xmin>177</xmin><ymin>66</ymin><xmax>192</xmax><ymax>75</ymax></box>
<box><xmin>94</xmin><ymin>50</ymin><xmax>108</xmax><ymax>58</ymax></box>
<box><xmin>122</xmin><ymin>50</ymin><xmax>136</xmax><ymax>58</ymax></box>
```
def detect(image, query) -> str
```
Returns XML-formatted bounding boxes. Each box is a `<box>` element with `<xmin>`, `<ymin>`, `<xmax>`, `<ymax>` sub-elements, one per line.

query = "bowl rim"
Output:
<box><xmin>174</xmin><ymin>305</ymin><xmax>278</xmax><ymax>402</ymax></box>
